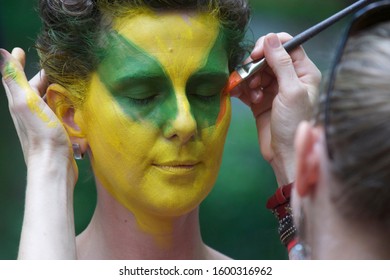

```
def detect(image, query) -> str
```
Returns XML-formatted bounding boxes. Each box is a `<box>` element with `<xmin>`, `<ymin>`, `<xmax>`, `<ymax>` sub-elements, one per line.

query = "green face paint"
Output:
<box><xmin>97</xmin><ymin>32</ymin><xmax>178</xmax><ymax>124</ymax></box>
<box><xmin>98</xmin><ymin>30</ymin><xmax>229</xmax><ymax>129</ymax></box>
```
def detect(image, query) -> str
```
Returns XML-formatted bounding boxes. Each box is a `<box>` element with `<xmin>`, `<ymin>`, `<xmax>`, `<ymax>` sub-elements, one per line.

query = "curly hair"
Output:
<box><xmin>36</xmin><ymin>0</ymin><xmax>250</xmax><ymax>106</ymax></box>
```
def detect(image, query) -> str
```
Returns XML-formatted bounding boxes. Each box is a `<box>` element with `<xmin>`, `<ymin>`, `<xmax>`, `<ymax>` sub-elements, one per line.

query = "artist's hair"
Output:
<box><xmin>36</xmin><ymin>0</ymin><xmax>250</xmax><ymax>105</ymax></box>
<box><xmin>316</xmin><ymin>22</ymin><xmax>390</xmax><ymax>224</ymax></box>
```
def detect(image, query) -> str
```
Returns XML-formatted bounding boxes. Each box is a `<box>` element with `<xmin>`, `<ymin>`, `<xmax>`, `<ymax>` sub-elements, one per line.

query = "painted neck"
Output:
<box><xmin>76</xmin><ymin>178</ymin><xmax>209</xmax><ymax>259</ymax></box>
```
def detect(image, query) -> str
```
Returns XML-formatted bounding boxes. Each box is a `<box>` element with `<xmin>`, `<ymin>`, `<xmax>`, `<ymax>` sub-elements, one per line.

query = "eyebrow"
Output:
<box><xmin>188</xmin><ymin>70</ymin><xmax>229</xmax><ymax>84</ymax></box>
<box><xmin>190</xmin><ymin>71</ymin><xmax>228</xmax><ymax>78</ymax></box>
<box><xmin>110</xmin><ymin>75</ymin><xmax>167</xmax><ymax>91</ymax></box>
<box><xmin>112</xmin><ymin>67</ymin><xmax>167</xmax><ymax>83</ymax></box>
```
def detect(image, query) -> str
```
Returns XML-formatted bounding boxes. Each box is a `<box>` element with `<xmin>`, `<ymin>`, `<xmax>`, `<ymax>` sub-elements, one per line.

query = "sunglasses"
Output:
<box><xmin>324</xmin><ymin>0</ymin><xmax>390</xmax><ymax>159</ymax></box>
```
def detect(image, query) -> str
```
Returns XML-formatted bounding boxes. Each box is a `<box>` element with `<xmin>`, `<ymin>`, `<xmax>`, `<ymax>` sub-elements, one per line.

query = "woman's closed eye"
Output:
<box><xmin>188</xmin><ymin>83</ymin><xmax>223</xmax><ymax>102</ymax></box>
<box><xmin>186</xmin><ymin>73</ymin><xmax>228</xmax><ymax>103</ymax></box>
<box><xmin>112</xmin><ymin>77</ymin><xmax>168</xmax><ymax>106</ymax></box>
<box><xmin>125</xmin><ymin>90</ymin><xmax>159</xmax><ymax>106</ymax></box>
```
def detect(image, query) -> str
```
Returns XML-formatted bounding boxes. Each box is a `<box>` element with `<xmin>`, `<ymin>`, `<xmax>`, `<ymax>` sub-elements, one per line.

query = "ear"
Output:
<box><xmin>294</xmin><ymin>121</ymin><xmax>321</xmax><ymax>198</ymax></box>
<box><xmin>46</xmin><ymin>84</ymin><xmax>88</xmax><ymax>154</ymax></box>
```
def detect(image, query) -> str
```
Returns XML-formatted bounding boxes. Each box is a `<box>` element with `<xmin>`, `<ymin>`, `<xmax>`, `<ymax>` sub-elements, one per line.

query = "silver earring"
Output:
<box><xmin>72</xmin><ymin>143</ymin><xmax>84</xmax><ymax>160</ymax></box>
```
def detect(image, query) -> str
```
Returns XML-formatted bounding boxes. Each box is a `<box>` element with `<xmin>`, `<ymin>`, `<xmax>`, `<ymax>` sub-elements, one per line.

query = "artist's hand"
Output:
<box><xmin>0</xmin><ymin>48</ymin><xmax>77</xmax><ymax>184</ymax></box>
<box><xmin>231</xmin><ymin>33</ymin><xmax>321</xmax><ymax>186</ymax></box>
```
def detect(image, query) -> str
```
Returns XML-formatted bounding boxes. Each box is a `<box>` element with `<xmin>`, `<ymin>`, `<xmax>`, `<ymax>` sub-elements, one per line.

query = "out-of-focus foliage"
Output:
<box><xmin>250</xmin><ymin>0</ymin><xmax>344</xmax><ymax>20</ymax></box>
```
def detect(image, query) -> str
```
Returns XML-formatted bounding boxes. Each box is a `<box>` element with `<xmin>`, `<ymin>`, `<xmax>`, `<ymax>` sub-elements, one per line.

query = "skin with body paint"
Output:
<box><xmin>3</xmin><ymin>61</ymin><xmax>58</xmax><ymax>128</ymax></box>
<box><xmin>73</xmin><ymin>11</ymin><xmax>231</xmax><ymax>239</ymax></box>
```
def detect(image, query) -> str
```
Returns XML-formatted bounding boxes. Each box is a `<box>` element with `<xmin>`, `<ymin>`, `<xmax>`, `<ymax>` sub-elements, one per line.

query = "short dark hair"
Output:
<box><xmin>36</xmin><ymin>0</ymin><xmax>250</xmax><ymax>105</ymax></box>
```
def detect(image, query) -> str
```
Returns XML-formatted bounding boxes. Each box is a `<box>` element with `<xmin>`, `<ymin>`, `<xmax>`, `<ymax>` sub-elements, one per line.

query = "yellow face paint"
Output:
<box><xmin>4</xmin><ymin>62</ymin><xmax>58</xmax><ymax>128</ymax></box>
<box><xmin>76</xmin><ymin>11</ymin><xmax>231</xmax><ymax>239</ymax></box>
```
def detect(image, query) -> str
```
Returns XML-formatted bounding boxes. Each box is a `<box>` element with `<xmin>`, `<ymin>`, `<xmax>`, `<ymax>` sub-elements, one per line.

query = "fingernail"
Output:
<box><xmin>267</xmin><ymin>34</ymin><xmax>281</xmax><ymax>48</ymax></box>
<box><xmin>253</xmin><ymin>43</ymin><xmax>262</xmax><ymax>54</ymax></box>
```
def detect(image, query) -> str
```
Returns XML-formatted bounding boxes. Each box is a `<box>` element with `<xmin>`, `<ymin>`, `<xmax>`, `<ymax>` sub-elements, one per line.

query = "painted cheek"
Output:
<box><xmin>200</xmin><ymin>97</ymin><xmax>231</xmax><ymax>183</ymax></box>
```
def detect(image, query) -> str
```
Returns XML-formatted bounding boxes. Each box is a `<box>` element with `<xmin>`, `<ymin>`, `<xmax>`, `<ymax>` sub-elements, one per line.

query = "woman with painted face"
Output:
<box><xmin>0</xmin><ymin>0</ymin><xmax>319</xmax><ymax>259</ymax></box>
<box><xmin>292</xmin><ymin>0</ymin><xmax>390</xmax><ymax>259</ymax></box>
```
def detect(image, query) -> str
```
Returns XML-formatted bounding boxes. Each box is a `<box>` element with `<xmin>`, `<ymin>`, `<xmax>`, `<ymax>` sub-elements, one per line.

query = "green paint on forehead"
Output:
<box><xmin>97</xmin><ymin>28</ymin><xmax>229</xmax><ymax>129</ymax></box>
<box><xmin>97</xmin><ymin>32</ymin><xmax>178</xmax><ymax>124</ymax></box>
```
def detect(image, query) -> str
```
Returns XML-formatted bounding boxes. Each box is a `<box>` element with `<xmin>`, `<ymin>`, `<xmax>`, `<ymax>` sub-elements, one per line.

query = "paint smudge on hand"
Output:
<box><xmin>3</xmin><ymin>61</ymin><xmax>58</xmax><ymax>128</ymax></box>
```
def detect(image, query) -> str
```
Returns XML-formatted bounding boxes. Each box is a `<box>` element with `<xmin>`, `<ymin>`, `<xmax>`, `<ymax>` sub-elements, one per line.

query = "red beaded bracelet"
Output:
<box><xmin>266</xmin><ymin>182</ymin><xmax>297</xmax><ymax>252</ymax></box>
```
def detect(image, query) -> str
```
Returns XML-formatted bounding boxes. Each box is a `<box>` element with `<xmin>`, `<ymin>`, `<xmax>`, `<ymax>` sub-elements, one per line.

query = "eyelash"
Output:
<box><xmin>126</xmin><ymin>95</ymin><xmax>157</xmax><ymax>105</ymax></box>
<box><xmin>191</xmin><ymin>94</ymin><xmax>218</xmax><ymax>102</ymax></box>
<box><xmin>123</xmin><ymin>87</ymin><xmax>220</xmax><ymax>106</ymax></box>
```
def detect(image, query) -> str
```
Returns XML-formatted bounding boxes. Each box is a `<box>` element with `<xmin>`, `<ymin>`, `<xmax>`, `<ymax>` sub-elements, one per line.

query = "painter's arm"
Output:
<box><xmin>0</xmin><ymin>48</ymin><xmax>77</xmax><ymax>259</ymax></box>
<box><xmin>232</xmin><ymin>32</ymin><xmax>320</xmax><ymax>186</ymax></box>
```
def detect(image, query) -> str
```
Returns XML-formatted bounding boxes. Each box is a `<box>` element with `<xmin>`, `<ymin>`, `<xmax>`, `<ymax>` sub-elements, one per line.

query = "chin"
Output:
<box><xmin>144</xmin><ymin>186</ymin><xmax>214</xmax><ymax>217</ymax></box>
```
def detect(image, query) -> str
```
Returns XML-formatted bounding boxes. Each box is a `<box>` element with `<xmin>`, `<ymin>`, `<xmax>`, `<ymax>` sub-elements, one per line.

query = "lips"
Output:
<box><xmin>152</xmin><ymin>161</ymin><xmax>199</xmax><ymax>173</ymax></box>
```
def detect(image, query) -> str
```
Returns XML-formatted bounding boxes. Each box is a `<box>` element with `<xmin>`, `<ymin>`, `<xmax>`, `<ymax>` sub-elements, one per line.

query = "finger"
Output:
<box><xmin>256</xmin><ymin>110</ymin><xmax>272</xmax><ymax>161</ymax></box>
<box><xmin>251</xmin><ymin>87</ymin><xmax>277</xmax><ymax>118</ymax></box>
<box><xmin>259</xmin><ymin>69</ymin><xmax>275</xmax><ymax>89</ymax></box>
<box><xmin>250</xmin><ymin>88</ymin><xmax>263</xmax><ymax>104</ymax></box>
<box><xmin>2</xmin><ymin>79</ymin><xmax>15</xmax><ymax>107</ymax></box>
<box><xmin>248</xmin><ymin>33</ymin><xmax>292</xmax><ymax>90</ymax></box>
<box><xmin>230</xmin><ymin>82</ymin><xmax>252</xmax><ymax>106</ymax></box>
<box><xmin>11</xmin><ymin>47</ymin><xmax>26</xmax><ymax>69</ymax></box>
<box><xmin>0</xmin><ymin>48</ymin><xmax>34</xmax><ymax>102</ymax></box>
<box><xmin>251</xmin><ymin>36</ymin><xmax>265</xmax><ymax>61</ymax></box>
<box><xmin>251</xmin><ymin>33</ymin><xmax>293</xmax><ymax>61</ymax></box>
<box><xmin>263</xmin><ymin>33</ymin><xmax>305</xmax><ymax>104</ymax></box>
<box><xmin>273</xmin><ymin>33</ymin><xmax>320</xmax><ymax>85</ymax></box>
<box><xmin>30</xmin><ymin>70</ymin><xmax>49</xmax><ymax>97</ymax></box>
<box><xmin>248</xmin><ymin>74</ymin><xmax>261</xmax><ymax>89</ymax></box>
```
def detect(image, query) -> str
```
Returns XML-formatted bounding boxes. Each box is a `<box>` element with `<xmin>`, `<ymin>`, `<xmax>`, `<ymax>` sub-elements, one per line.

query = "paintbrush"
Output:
<box><xmin>226</xmin><ymin>0</ymin><xmax>374</xmax><ymax>92</ymax></box>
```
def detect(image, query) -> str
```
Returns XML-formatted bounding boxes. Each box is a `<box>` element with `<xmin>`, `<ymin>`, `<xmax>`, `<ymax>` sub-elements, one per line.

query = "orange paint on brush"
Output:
<box><xmin>224</xmin><ymin>70</ymin><xmax>243</xmax><ymax>94</ymax></box>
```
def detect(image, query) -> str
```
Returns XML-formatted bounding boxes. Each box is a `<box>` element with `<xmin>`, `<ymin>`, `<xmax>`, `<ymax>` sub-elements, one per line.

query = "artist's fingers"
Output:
<box><xmin>251</xmin><ymin>84</ymin><xmax>278</xmax><ymax>118</ymax></box>
<box><xmin>251</xmin><ymin>33</ymin><xmax>293</xmax><ymax>61</ymax></box>
<box><xmin>263</xmin><ymin>33</ymin><xmax>306</xmax><ymax>106</ymax></box>
<box><xmin>288</xmin><ymin>47</ymin><xmax>322</xmax><ymax>104</ymax></box>
<box><xmin>247</xmin><ymin>33</ymin><xmax>293</xmax><ymax>91</ymax></box>
<box><xmin>230</xmin><ymin>82</ymin><xmax>251</xmax><ymax>105</ymax></box>
<box><xmin>251</xmin><ymin>36</ymin><xmax>265</xmax><ymax>61</ymax></box>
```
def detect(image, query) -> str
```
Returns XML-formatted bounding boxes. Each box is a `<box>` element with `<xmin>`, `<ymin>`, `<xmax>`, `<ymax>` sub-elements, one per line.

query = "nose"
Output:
<box><xmin>163</xmin><ymin>92</ymin><xmax>197</xmax><ymax>145</ymax></box>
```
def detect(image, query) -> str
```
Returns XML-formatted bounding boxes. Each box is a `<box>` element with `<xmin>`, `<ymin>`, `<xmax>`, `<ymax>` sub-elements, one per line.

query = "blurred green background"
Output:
<box><xmin>0</xmin><ymin>0</ymin><xmax>352</xmax><ymax>259</ymax></box>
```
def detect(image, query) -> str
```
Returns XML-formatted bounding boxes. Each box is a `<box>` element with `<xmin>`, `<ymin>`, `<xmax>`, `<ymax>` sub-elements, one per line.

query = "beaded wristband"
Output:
<box><xmin>266</xmin><ymin>183</ymin><xmax>297</xmax><ymax>251</ymax></box>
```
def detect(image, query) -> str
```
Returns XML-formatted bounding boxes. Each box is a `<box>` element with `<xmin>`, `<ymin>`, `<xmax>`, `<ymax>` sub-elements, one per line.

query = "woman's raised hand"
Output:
<box><xmin>0</xmin><ymin>48</ymin><xmax>77</xmax><ymax>178</ymax></box>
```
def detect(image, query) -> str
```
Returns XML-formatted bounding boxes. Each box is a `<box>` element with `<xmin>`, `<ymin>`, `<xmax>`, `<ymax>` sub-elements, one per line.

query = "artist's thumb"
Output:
<box><xmin>263</xmin><ymin>33</ymin><xmax>304</xmax><ymax>105</ymax></box>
